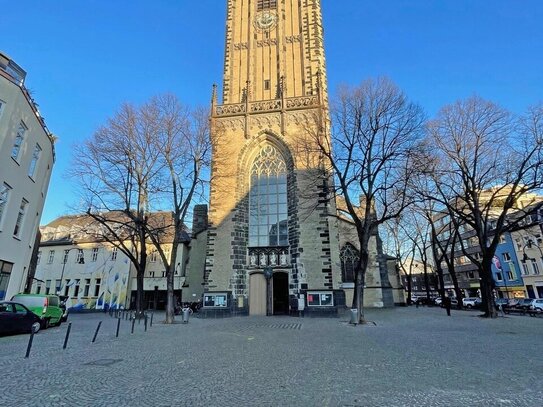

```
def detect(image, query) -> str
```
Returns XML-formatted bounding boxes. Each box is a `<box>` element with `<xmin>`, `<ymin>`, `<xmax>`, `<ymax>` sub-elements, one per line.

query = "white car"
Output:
<box><xmin>529</xmin><ymin>298</ymin><xmax>543</xmax><ymax>311</ymax></box>
<box><xmin>462</xmin><ymin>297</ymin><xmax>482</xmax><ymax>308</ymax></box>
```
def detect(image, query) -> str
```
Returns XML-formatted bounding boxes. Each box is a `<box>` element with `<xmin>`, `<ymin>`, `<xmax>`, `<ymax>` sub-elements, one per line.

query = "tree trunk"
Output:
<box><xmin>423</xmin><ymin>265</ymin><xmax>430</xmax><ymax>301</ymax></box>
<box><xmin>406</xmin><ymin>273</ymin><xmax>413</xmax><ymax>305</ymax></box>
<box><xmin>136</xmin><ymin>266</ymin><xmax>144</xmax><ymax>315</ymax></box>
<box><xmin>352</xmin><ymin>248</ymin><xmax>369</xmax><ymax>323</ymax></box>
<box><xmin>479</xmin><ymin>258</ymin><xmax>497</xmax><ymax>318</ymax></box>
<box><xmin>165</xmin><ymin>265</ymin><xmax>175</xmax><ymax>323</ymax></box>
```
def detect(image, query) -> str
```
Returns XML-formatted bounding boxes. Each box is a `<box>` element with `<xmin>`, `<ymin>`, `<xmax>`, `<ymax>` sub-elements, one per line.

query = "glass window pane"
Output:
<box><xmin>278</xmin><ymin>203</ymin><xmax>287</xmax><ymax>214</ymax></box>
<box><xmin>321</xmin><ymin>294</ymin><xmax>333</xmax><ymax>306</ymax></box>
<box><xmin>278</xmin><ymin>193</ymin><xmax>287</xmax><ymax>203</ymax></box>
<box><xmin>279</xmin><ymin>234</ymin><xmax>288</xmax><ymax>246</ymax></box>
<box><xmin>307</xmin><ymin>294</ymin><xmax>320</xmax><ymax>306</ymax></box>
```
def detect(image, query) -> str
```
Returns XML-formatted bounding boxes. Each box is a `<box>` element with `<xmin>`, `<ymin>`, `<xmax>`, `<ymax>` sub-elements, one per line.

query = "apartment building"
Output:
<box><xmin>0</xmin><ymin>51</ymin><xmax>55</xmax><ymax>300</ymax></box>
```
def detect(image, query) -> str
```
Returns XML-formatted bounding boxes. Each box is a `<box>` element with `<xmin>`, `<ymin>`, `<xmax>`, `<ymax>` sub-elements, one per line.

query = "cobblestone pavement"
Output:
<box><xmin>1</xmin><ymin>307</ymin><xmax>542</xmax><ymax>407</ymax></box>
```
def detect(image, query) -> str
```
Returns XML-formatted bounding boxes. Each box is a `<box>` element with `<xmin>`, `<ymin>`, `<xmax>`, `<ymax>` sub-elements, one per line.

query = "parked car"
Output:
<box><xmin>415</xmin><ymin>296</ymin><xmax>435</xmax><ymax>306</ymax></box>
<box><xmin>516</xmin><ymin>298</ymin><xmax>535</xmax><ymax>311</ymax></box>
<box><xmin>0</xmin><ymin>301</ymin><xmax>41</xmax><ymax>336</ymax></box>
<box><xmin>10</xmin><ymin>294</ymin><xmax>63</xmax><ymax>328</ymax></box>
<box><xmin>462</xmin><ymin>297</ymin><xmax>482</xmax><ymax>309</ymax></box>
<box><xmin>529</xmin><ymin>298</ymin><xmax>543</xmax><ymax>311</ymax></box>
<box><xmin>434</xmin><ymin>297</ymin><xmax>443</xmax><ymax>306</ymax></box>
<box><xmin>507</xmin><ymin>298</ymin><xmax>520</xmax><ymax>308</ymax></box>
<box><xmin>440</xmin><ymin>297</ymin><xmax>458</xmax><ymax>308</ymax></box>
<box><xmin>495</xmin><ymin>298</ymin><xmax>510</xmax><ymax>311</ymax></box>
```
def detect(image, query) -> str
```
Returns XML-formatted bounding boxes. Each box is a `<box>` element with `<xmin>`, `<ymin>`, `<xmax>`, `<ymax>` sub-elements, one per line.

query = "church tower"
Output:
<box><xmin>203</xmin><ymin>0</ymin><xmax>343</xmax><ymax>315</ymax></box>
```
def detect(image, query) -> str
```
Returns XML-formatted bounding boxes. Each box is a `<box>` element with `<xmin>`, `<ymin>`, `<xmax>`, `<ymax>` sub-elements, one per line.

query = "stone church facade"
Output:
<box><xmin>200</xmin><ymin>0</ymin><xmax>403</xmax><ymax>316</ymax></box>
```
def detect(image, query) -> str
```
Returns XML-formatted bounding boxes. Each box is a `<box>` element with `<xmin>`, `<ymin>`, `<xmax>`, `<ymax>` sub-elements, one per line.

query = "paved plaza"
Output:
<box><xmin>1</xmin><ymin>307</ymin><xmax>542</xmax><ymax>406</ymax></box>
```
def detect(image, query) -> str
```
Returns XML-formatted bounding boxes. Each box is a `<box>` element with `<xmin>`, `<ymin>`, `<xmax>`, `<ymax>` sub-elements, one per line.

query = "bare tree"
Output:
<box><xmin>400</xmin><ymin>206</ymin><xmax>434</xmax><ymax>302</ymax></box>
<box><xmin>422</xmin><ymin>97</ymin><xmax>543</xmax><ymax>317</ymax></box>
<box><xmin>142</xmin><ymin>95</ymin><xmax>211</xmax><ymax>324</ymax></box>
<box><xmin>72</xmin><ymin>102</ymin><xmax>163</xmax><ymax>314</ymax></box>
<box><xmin>313</xmin><ymin>77</ymin><xmax>425</xmax><ymax>323</ymax></box>
<box><xmin>72</xmin><ymin>95</ymin><xmax>210</xmax><ymax>322</ymax></box>
<box><xmin>384</xmin><ymin>217</ymin><xmax>416</xmax><ymax>304</ymax></box>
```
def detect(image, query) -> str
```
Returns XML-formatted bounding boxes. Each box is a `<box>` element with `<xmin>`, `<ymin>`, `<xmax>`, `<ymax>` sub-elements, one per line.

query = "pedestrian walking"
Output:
<box><xmin>444</xmin><ymin>296</ymin><xmax>451</xmax><ymax>316</ymax></box>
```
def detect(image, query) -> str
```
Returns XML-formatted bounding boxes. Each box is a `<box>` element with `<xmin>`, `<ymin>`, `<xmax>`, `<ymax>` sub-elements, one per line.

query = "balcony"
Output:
<box><xmin>214</xmin><ymin>95</ymin><xmax>320</xmax><ymax>117</ymax></box>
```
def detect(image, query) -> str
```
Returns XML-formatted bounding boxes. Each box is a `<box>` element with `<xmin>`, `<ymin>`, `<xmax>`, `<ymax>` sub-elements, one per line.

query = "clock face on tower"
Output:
<box><xmin>255</xmin><ymin>11</ymin><xmax>277</xmax><ymax>30</ymax></box>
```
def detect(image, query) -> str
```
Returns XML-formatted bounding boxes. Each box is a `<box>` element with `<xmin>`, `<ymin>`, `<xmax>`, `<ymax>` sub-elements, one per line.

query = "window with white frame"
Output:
<box><xmin>502</xmin><ymin>252</ymin><xmax>511</xmax><ymax>261</ymax></box>
<box><xmin>150</xmin><ymin>250</ymin><xmax>157</xmax><ymax>263</ymax></box>
<box><xmin>13</xmin><ymin>198</ymin><xmax>28</xmax><ymax>237</ymax></box>
<box><xmin>91</xmin><ymin>248</ymin><xmax>99</xmax><ymax>262</ymax></box>
<box><xmin>45</xmin><ymin>280</ymin><xmax>51</xmax><ymax>295</ymax></box>
<box><xmin>63</xmin><ymin>250</ymin><xmax>69</xmax><ymax>264</ymax></box>
<box><xmin>48</xmin><ymin>250</ymin><xmax>55</xmax><ymax>264</ymax></box>
<box><xmin>499</xmin><ymin>235</ymin><xmax>506</xmax><ymax>244</ymax></box>
<box><xmin>0</xmin><ymin>183</ymin><xmax>12</xmax><ymax>227</ymax></box>
<box><xmin>94</xmin><ymin>278</ymin><xmax>101</xmax><ymax>296</ymax></box>
<box><xmin>495</xmin><ymin>271</ymin><xmax>503</xmax><ymax>281</ymax></box>
<box><xmin>83</xmin><ymin>279</ymin><xmax>91</xmax><ymax>296</ymax></box>
<box><xmin>36</xmin><ymin>251</ymin><xmax>41</xmax><ymax>265</ymax></box>
<box><xmin>64</xmin><ymin>279</ymin><xmax>70</xmax><ymax>296</ymax></box>
<box><xmin>28</xmin><ymin>144</ymin><xmax>42</xmax><ymax>178</ymax></box>
<box><xmin>522</xmin><ymin>261</ymin><xmax>530</xmax><ymax>275</ymax></box>
<box><xmin>36</xmin><ymin>283</ymin><xmax>42</xmax><ymax>294</ymax></box>
<box><xmin>307</xmin><ymin>291</ymin><xmax>334</xmax><ymax>307</ymax></box>
<box><xmin>507</xmin><ymin>264</ymin><xmax>516</xmax><ymax>281</ymax></box>
<box><xmin>76</xmin><ymin>249</ymin><xmax>84</xmax><ymax>263</ymax></box>
<box><xmin>11</xmin><ymin>121</ymin><xmax>27</xmax><ymax>161</ymax></box>
<box><xmin>73</xmin><ymin>279</ymin><xmax>80</xmax><ymax>297</ymax></box>
<box><xmin>515</xmin><ymin>238</ymin><xmax>522</xmax><ymax>250</ymax></box>
<box><xmin>531</xmin><ymin>259</ymin><xmax>540</xmax><ymax>275</ymax></box>
<box><xmin>111</xmin><ymin>247</ymin><xmax>118</xmax><ymax>261</ymax></box>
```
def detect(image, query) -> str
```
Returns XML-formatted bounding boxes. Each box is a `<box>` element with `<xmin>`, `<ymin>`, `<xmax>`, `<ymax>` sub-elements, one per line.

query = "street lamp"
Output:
<box><xmin>56</xmin><ymin>247</ymin><xmax>85</xmax><ymax>295</ymax></box>
<box><xmin>522</xmin><ymin>238</ymin><xmax>543</xmax><ymax>262</ymax></box>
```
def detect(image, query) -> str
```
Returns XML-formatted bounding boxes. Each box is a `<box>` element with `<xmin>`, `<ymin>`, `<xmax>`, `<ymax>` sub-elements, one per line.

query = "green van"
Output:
<box><xmin>11</xmin><ymin>294</ymin><xmax>63</xmax><ymax>329</ymax></box>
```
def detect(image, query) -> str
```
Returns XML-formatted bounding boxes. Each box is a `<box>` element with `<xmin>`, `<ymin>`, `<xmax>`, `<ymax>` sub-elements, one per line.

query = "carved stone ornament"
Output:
<box><xmin>250</xmin><ymin>114</ymin><xmax>281</xmax><ymax>130</ymax></box>
<box><xmin>233</xmin><ymin>42</ymin><xmax>249</xmax><ymax>50</ymax></box>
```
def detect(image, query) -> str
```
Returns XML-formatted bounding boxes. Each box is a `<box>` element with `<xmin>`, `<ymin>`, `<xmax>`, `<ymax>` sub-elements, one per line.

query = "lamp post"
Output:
<box><xmin>56</xmin><ymin>247</ymin><xmax>84</xmax><ymax>295</ymax></box>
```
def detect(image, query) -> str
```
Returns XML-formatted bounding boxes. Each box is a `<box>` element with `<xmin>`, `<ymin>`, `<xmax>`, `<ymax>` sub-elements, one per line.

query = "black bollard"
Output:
<box><xmin>131</xmin><ymin>317</ymin><xmax>135</xmax><ymax>334</ymax></box>
<box><xmin>63</xmin><ymin>322</ymin><xmax>72</xmax><ymax>349</ymax></box>
<box><xmin>92</xmin><ymin>321</ymin><xmax>102</xmax><ymax>343</ymax></box>
<box><xmin>144</xmin><ymin>314</ymin><xmax>148</xmax><ymax>332</ymax></box>
<box><xmin>25</xmin><ymin>326</ymin><xmax>37</xmax><ymax>358</ymax></box>
<box><xmin>150</xmin><ymin>312</ymin><xmax>153</xmax><ymax>327</ymax></box>
<box><xmin>116</xmin><ymin>317</ymin><xmax>121</xmax><ymax>337</ymax></box>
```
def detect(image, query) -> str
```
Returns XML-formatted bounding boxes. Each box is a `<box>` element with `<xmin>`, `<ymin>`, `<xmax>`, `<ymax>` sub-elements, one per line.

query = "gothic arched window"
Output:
<box><xmin>249</xmin><ymin>144</ymin><xmax>288</xmax><ymax>247</ymax></box>
<box><xmin>340</xmin><ymin>243</ymin><xmax>359</xmax><ymax>283</ymax></box>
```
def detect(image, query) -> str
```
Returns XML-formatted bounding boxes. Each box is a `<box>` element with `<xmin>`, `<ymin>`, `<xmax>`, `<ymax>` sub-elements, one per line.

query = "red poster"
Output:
<box><xmin>308</xmin><ymin>295</ymin><xmax>313</xmax><ymax>302</ymax></box>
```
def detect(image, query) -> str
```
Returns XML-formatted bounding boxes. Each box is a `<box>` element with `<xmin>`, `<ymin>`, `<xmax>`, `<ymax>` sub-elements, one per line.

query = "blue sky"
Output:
<box><xmin>1</xmin><ymin>1</ymin><xmax>542</xmax><ymax>225</ymax></box>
